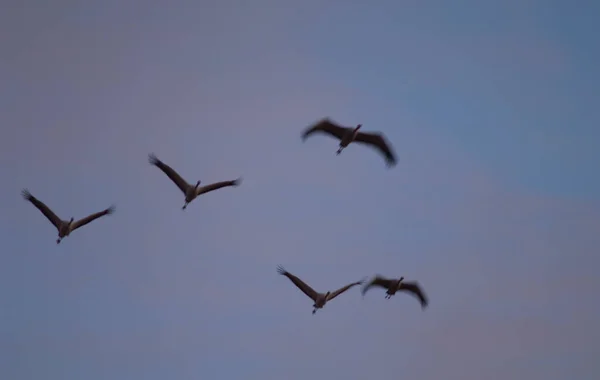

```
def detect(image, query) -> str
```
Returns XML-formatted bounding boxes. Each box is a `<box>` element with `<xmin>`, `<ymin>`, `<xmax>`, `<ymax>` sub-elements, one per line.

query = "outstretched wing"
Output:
<box><xmin>197</xmin><ymin>178</ymin><xmax>242</xmax><ymax>196</ymax></box>
<box><xmin>302</xmin><ymin>118</ymin><xmax>349</xmax><ymax>141</ymax></box>
<box><xmin>327</xmin><ymin>279</ymin><xmax>364</xmax><ymax>301</ymax></box>
<box><xmin>361</xmin><ymin>275</ymin><xmax>394</xmax><ymax>296</ymax></box>
<box><xmin>148</xmin><ymin>153</ymin><xmax>190</xmax><ymax>194</ymax></box>
<box><xmin>21</xmin><ymin>189</ymin><xmax>62</xmax><ymax>229</ymax></box>
<box><xmin>398</xmin><ymin>281</ymin><xmax>429</xmax><ymax>309</ymax></box>
<box><xmin>353</xmin><ymin>131</ymin><xmax>397</xmax><ymax>167</ymax></box>
<box><xmin>277</xmin><ymin>265</ymin><xmax>319</xmax><ymax>301</ymax></box>
<box><xmin>71</xmin><ymin>205</ymin><xmax>115</xmax><ymax>231</ymax></box>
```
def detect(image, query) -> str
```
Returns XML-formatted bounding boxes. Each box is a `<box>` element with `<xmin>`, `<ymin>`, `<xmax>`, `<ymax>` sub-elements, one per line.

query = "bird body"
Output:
<box><xmin>185</xmin><ymin>184</ymin><xmax>201</xmax><ymax>205</ymax></box>
<box><xmin>338</xmin><ymin>124</ymin><xmax>362</xmax><ymax>152</ymax></box>
<box><xmin>21</xmin><ymin>189</ymin><xmax>115</xmax><ymax>244</ymax></box>
<box><xmin>302</xmin><ymin>118</ymin><xmax>397</xmax><ymax>167</ymax></box>
<box><xmin>313</xmin><ymin>291</ymin><xmax>332</xmax><ymax>310</ymax></box>
<box><xmin>277</xmin><ymin>265</ymin><xmax>363</xmax><ymax>314</ymax></box>
<box><xmin>148</xmin><ymin>153</ymin><xmax>241</xmax><ymax>209</ymax></box>
<box><xmin>57</xmin><ymin>219</ymin><xmax>74</xmax><ymax>240</ymax></box>
<box><xmin>362</xmin><ymin>275</ymin><xmax>428</xmax><ymax>309</ymax></box>
<box><xmin>381</xmin><ymin>277</ymin><xmax>405</xmax><ymax>298</ymax></box>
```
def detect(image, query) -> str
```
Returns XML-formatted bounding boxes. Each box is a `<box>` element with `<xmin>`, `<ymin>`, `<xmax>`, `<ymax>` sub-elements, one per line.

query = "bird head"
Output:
<box><xmin>355</xmin><ymin>124</ymin><xmax>362</xmax><ymax>131</ymax></box>
<box><xmin>195</xmin><ymin>180</ymin><xmax>201</xmax><ymax>189</ymax></box>
<box><xmin>325</xmin><ymin>291</ymin><xmax>331</xmax><ymax>299</ymax></box>
<box><xmin>398</xmin><ymin>276</ymin><xmax>404</xmax><ymax>283</ymax></box>
<box><xmin>68</xmin><ymin>217</ymin><xmax>74</xmax><ymax>226</ymax></box>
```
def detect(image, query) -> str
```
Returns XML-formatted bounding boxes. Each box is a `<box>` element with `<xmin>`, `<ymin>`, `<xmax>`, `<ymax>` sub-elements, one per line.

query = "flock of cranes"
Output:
<box><xmin>21</xmin><ymin>117</ymin><xmax>428</xmax><ymax>314</ymax></box>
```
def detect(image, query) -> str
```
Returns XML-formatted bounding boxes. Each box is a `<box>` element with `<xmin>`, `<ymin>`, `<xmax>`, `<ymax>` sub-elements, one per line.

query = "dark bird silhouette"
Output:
<box><xmin>148</xmin><ymin>153</ymin><xmax>241</xmax><ymax>210</ymax></box>
<box><xmin>21</xmin><ymin>189</ymin><xmax>115</xmax><ymax>244</ymax></box>
<box><xmin>277</xmin><ymin>265</ymin><xmax>364</xmax><ymax>314</ymax></box>
<box><xmin>302</xmin><ymin>118</ymin><xmax>397</xmax><ymax>167</ymax></box>
<box><xmin>362</xmin><ymin>275</ymin><xmax>428</xmax><ymax>309</ymax></box>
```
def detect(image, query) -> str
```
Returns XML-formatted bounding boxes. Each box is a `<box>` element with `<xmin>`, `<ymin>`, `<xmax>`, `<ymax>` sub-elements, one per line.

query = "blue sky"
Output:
<box><xmin>1</xmin><ymin>1</ymin><xmax>599</xmax><ymax>379</ymax></box>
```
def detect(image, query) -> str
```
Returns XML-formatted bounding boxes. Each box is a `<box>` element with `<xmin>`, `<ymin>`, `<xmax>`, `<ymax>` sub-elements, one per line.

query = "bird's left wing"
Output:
<box><xmin>353</xmin><ymin>131</ymin><xmax>397</xmax><ymax>167</ymax></box>
<box><xmin>398</xmin><ymin>281</ymin><xmax>429</xmax><ymax>309</ymax></box>
<box><xmin>71</xmin><ymin>205</ymin><xmax>115</xmax><ymax>231</ymax></box>
<box><xmin>196</xmin><ymin>178</ymin><xmax>242</xmax><ymax>196</ymax></box>
<box><xmin>326</xmin><ymin>280</ymin><xmax>364</xmax><ymax>301</ymax></box>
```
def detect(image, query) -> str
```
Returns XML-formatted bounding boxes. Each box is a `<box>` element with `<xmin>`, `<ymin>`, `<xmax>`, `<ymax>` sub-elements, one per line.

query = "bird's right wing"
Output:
<box><xmin>148</xmin><ymin>153</ymin><xmax>190</xmax><ymax>194</ymax></box>
<box><xmin>361</xmin><ymin>275</ymin><xmax>394</xmax><ymax>296</ymax></box>
<box><xmin>21</xmin><ymin>189</ymin><xmax>62</xmax><ymax>229</ymax></box>
<box><xmin>301</xmin><ymin>118</ymin><xmax>348</xmax><ymax>141</ymax></box>
<box><xmin>277</xmin><ymin>265</ymin><xmax>319</xmax><ymax>301</ymax></box>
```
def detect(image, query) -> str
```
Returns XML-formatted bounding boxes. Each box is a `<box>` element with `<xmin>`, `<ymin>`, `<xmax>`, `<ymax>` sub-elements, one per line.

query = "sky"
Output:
<box><xmin>1</xmin><ymin>0</ymin><xmax>599</xmax><ymax>379</ymax></box>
